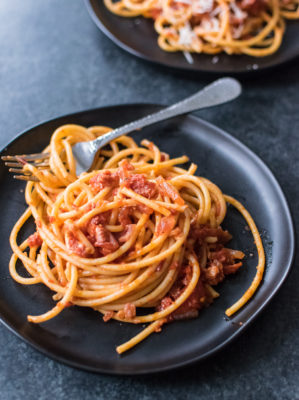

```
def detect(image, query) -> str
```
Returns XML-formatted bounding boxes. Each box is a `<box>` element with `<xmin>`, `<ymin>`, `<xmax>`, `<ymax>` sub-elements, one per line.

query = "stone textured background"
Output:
<box><xmin>0</xmin><ymin>1</ymin><xmax>298</xmax><ymax>399</ymax></box>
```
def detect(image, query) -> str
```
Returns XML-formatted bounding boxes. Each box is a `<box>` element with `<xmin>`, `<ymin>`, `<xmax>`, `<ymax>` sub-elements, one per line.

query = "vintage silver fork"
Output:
<box><xmin>1</xmin><ymin>77</ymin><xmax>241</xmax><ymax>181</ymax></box>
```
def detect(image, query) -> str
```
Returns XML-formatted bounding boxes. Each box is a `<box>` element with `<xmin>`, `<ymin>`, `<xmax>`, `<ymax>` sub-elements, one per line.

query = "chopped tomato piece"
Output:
<box><xmin>93</xmin><ymin>225</ymin><xmax>119</xmax><ymax>256</ymax></box>
<box><xmin>103</xmin><ymin>311</ymin><xmax>115</xmax><ymax>322</ymax></box>
<box><xmin>157</xmin><ymin>176</ymin><xmax>185</xmax><ymax>205</ymax></box>
<box><xmin>223</xmin><ymin>262</ymin><xmax>243</xmax><ymax>275</ymax></box>
<box><xmin>123</xmin><ymin>174</ymin><xmax>157</xmax><ymax>199</ymax></box>
<box><xmin>28</xmin><ymin>232</ymin><xmax>42</xmax><ymax>248</ymax></box>
<box><xmin>123</xmin><ymin>303</ymin><xmax>136</xmax><ymax>319</ymax></box>
<box><xmin>65</xmin><ymin>231</ymin><xmax>88</xmax><ymax>257</ymax></box>
<box><xmin>156</xmin><ymin>215</ymin><xmax>176</xmax><ymax>236</ymax></box>
<box><xmin>118</xmin><ymin>159</ymin><xmax>134</xmax><ymax>182</ymax></box>
<box><xmin>118</xmin><ymin>206</ymin><xmax>132</xmax><ymax>226</ymax></box>
<box><xmin>89</xmin><ymin>170</ymin><xmax>119</xmax><ymax>192</ymax></box>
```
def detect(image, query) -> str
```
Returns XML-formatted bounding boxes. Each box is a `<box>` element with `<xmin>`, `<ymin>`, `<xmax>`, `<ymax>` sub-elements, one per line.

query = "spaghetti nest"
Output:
<box><xmin>9</xmin><ymin>124</ymin><xmax>265</xmax><ymax>354</ymax></box>
<box><xmin>104</xmin><ymin>0</ymin><xmax>299</xmax><ymax>57</ymax></box>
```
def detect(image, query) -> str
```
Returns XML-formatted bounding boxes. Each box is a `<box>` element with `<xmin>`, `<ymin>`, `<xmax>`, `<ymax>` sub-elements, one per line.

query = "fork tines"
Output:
<box><xmin>13</xmin><ymin>175</ymin><xmax>39</xmax><ymax>182</ymax></box>
<box><xmin>1</xmin><ymin>152</ymin><xmax>50</xmax><ymax>182</ymax></box>
<box><xmin>1</xmin><ymin>152</ymin><xmax>50</xmax><ymax>162</ymax></box>
<box><xmin>5</xmin><ymin>162</ymin><xmax>49</xmax><ymax>168</ymax></box>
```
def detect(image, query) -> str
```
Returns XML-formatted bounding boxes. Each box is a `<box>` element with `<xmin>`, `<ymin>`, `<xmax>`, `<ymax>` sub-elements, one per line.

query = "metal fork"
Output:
<box><xmin>2</xmin><ymin>77</ymin><xmax>241</xmax><ymax>180</ymax></box>
<box><xmin>74</xmin><ymin>77</ymin><xmax>241</xmax><ymax>174</ymax></box>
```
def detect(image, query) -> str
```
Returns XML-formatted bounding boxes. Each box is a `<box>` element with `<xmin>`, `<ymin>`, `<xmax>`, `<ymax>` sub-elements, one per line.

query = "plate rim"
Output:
<box><xmin>84</xmin><ymin>0</ymin><xmax>299</xmax><ymax>75</ymax></box>
<box><xmin>0</xmin><ymin>103</ymin><xmax>295</xmax><ymax>375</ymax></box>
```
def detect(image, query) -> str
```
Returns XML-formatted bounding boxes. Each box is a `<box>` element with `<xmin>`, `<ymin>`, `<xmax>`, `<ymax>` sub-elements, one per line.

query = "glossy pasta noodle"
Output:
<box><xmin>9</xmin><ymin>124</ymin><xmax>265</xmax><ymax>354</ymax></box>
<box><xmin>104</xmin><ymin>0</ymin><xmax>299</xmax><ymax>57</ymax></box>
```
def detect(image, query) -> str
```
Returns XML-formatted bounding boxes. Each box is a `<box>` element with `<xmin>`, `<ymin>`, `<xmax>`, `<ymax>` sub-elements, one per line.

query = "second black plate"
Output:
<box><xmin>86</xmin><ymin>0</ymin><xmax>299</xmax><ymax>74</ymax></box>
<box><xmin>0</xmin><ymin>104</ymin><xmax>294</xmax><ymax>374</ymax></box>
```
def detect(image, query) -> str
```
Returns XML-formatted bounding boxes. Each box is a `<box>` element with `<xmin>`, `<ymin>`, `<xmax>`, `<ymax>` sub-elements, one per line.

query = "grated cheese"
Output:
<box><xmin>179</xmin><ymin>23</ymin><xmax>195</xmax><ymax>45</ymax></box>
<box><xmin>230</xmin><ymin>1</ymin><xmax>247</xmax><ymax>20</ymax></box>
<box><xmin>210</xmin><ymin>5</ymin><xmax>221</xmax><ymax>17</ymax></box>
<box><xmin>192</xmin><ymin>0</ymin><xmax>214</xmax><ymax>14</ymax></box>
<box><xmin>174</xmin><ymin>0</ymin><xmax>192</xmax><ymax>3</ymax></box>
<box><xmin>183</xmin><ymin>51</ymin><xmax>194</xmax><ymax>64</ymax></box>
<box><xmin>200</xmin><ymin>17</ymin><xmax>220</xmax><ymax>31</ymax></box>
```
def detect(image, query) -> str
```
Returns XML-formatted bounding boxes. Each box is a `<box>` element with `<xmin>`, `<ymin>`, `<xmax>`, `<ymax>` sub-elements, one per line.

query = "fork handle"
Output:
<box><xmin>92</xmin><ymin>77</ymin><xmax>241</xmax><ymax>150</ymax></box>
<box><xmin>73</xmin><ymin>77</ymin><xmax>241</xmax><ymax>174</ymax></box>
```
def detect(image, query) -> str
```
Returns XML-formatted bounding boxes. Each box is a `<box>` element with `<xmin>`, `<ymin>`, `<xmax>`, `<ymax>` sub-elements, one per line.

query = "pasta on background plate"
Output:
<box><xmin>104</xmin><ymin>0</ymin><xmax>299</xmax><ymax>57</ymax></box>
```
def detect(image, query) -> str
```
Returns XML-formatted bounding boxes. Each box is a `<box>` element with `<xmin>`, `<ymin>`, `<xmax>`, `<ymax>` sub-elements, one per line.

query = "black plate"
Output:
<box><xmin>0</xmin><ymin>105</ymin><xmax>294</xmax><ymax>375</ymax></box>
<box><xmin>85</xmin><ymin>0</ymin><xmax>299</xmax><ymax>74</ymax></box>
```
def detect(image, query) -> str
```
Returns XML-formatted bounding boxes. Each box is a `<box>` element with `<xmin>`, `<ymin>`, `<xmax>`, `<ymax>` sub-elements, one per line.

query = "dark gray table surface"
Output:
<box><xmin>0</xmin><ymin>1</ymin><xmax>298</xmax><ymax>399</ymax></box>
